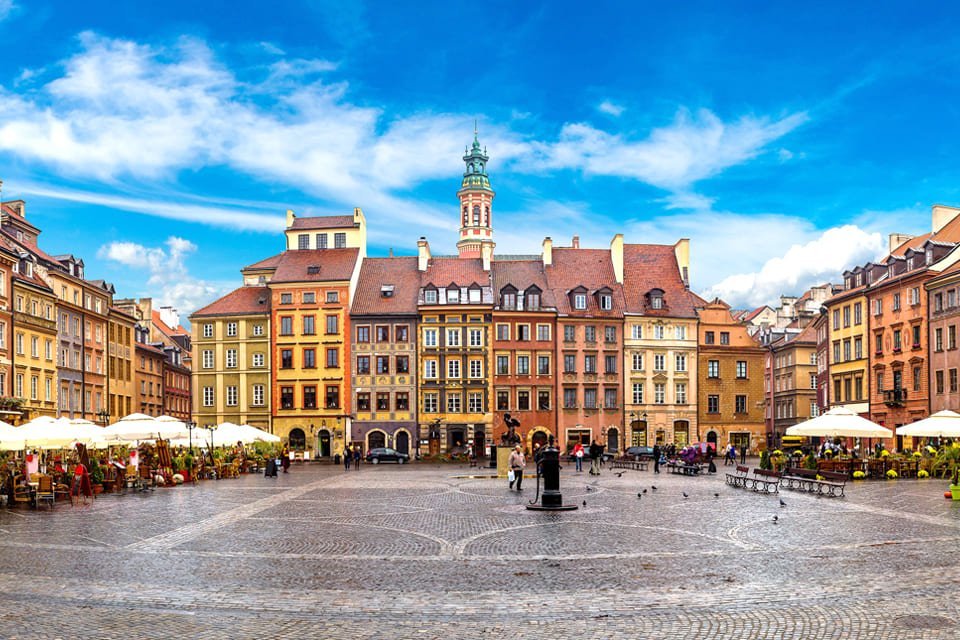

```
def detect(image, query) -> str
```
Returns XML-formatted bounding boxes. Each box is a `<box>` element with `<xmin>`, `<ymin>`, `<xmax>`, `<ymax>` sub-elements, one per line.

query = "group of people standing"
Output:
<box><xmin>342</xmin><ymin>446</ymin><xmax>362</xmax><ymax>471</ymax></box>
<box><xmin>723</xmin><ymin>444</ymin><xmax>747</xmax><ymax>466</ymax></box>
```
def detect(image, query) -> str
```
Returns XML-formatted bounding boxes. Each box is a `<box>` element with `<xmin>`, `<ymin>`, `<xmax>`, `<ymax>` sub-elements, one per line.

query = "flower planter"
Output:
<box><xmin>92</xmin><ymin>484</ymin><xmax>103</xmax><ymax>495</ymax></box>
<box><xmin>950</xmin><ymin>484</ymin><xmax>960</xmax><ymax>501</ymax></box>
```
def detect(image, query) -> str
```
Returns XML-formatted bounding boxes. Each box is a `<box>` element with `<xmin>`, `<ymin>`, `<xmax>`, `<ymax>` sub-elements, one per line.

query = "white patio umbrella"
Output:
<box><xmin>896</xmin><ymin>410</ymin><xmax>960</xmax><ymax>438</ymax></box>
<box><xmin>17</xmin><ymin>416</ymin><xmax>98</xmax><ymax>449</ymax></box>
<box><xmin>153</xmin><ymin>415</ymin><xmax>192</xmax><ymax>440</ymax></box>
<box><xmin>102</xmin><ymin>413</ymin><xmax>164</xmax><ymax>442</ymax></box>
<box><xmin>240</xmin><ymin>424</ymin><xmax>281</xmax><ymax>444</ymax></box>
<box><xmin>785</xmin><ymin>406</ymin><xmax>893</xmax><ymax>439</ymax></box>
<box><xmin>67</xmin><ymin>418</ymin><xmax>110</xmax><ymax>449</ymax></box>
<box><xmin>0</xmin><ymin>419</ymin><xmax>25</xmax><ymax>450</ymax></box>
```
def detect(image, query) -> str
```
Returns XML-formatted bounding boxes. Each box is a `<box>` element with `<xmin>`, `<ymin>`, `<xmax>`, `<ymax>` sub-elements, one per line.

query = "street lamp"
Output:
<box><xmin>202</xmin><ymin>424</ymin><xmax>216</xmax><ymax>454</ymax></box>
<box><xmin>186</xmin><ymin>421</ymin><xmax>197</xmax><ymax>455</ymax></box>
<box><xmin>95</xmin><ymin>409</ymin><xmax>110</xmax><ymax>426</ymax></box>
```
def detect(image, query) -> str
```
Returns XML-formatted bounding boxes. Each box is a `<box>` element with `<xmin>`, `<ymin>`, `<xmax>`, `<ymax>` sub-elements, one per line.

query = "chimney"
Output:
<box><xmin>353</xmin><ymin>206</ymin><xmax>365</xmax><ymax>224</ymax></box>
<box><xmin>610</xmin><ymin>233</ymin><xmax>624</xmax><ymax>284</ymax></box>
<box><xmin>388</xmin><ymin>248</ymin><xmax>394</xmax><ymax>257</ymax></box>
<box><xmin>888</xmin><ymin>233</ymin><xmax>913</xmax><ymax>254</ymax></box>
<box><xmin>3</xmin><ymin>199</ymin><xmax>25</xmax><ymax>218</ymax></box>
<box><xmin>417</xmin><ymin>237</ymin><xmax>431</xmax><ymax>272</ymax></box>
<box><xmin>286</xmin><ymin>209</ymin><xmax>296</xmax><ymax>228</ymax></box>
<box><xmin>481</xmin><ymin>242</ymin><xmax>493</xmax><ymax>271</ymax></box>
<box><xmin>932</xmin><ymin>204</ymin><xmax>960</xmax><ymax>234</ymax></box>
<box><xmin>542</xmin><ymin>237</ymin><xmax>553</xmax><ymax>266</ymax></box>
<box><xmin>572</xmin><ymin>235</ymin><xmax>580</xmax><ymax>249</ymax></box>
<box><xmin>674</xmin><ymin>238</ymin><xmax>690</xmax><ymax>288</ymax></box>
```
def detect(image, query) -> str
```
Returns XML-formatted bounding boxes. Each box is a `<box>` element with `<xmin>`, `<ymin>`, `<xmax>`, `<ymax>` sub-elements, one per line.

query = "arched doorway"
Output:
<box><xmin>630</xmin><ymin>420</ymin><xmax>647</xmax><ymax>447</ymax></box>
<box><xmin>530</xmin><ymin>429</ymin><xmax>549</xmax><ymax>453</ymax></box>
<box><xmin>289</xmin><ymin>428</ymin><xmax>306</xmax><ymax>451</ymax></box>
<box><xmin>317</xmin><ymin>430</ymin><xmax>331</xmax><ymax>457</ymax></box>
<box><xmin>606</xmin><ymin>427</ymin><xmax>619</xmax><ymax>453</ymax></box>
<box><xmin>673</xmin><ymin>420</ymin><xmax>690</xmax><ymax>446</ymax></box>
<box><xmin>449</xmin><ymin>427</ymin><xmax>466</xmax><ymax>452</ymax></box>
<box><xmin>706</xmin><ymin>430</ymin><xmax>718</xmax><ymax>453</ymax></box>
<box><xmin>655</xmin><ymin>429</ymin><xmax>666</xmax><ymax>445</ymax></box>
<box><xmin>368</xmin><ymin>430</ymin><xmax>386</xmax><ymax>450</ymax></box>
<box><xmin>474</xmin><ymin>429</ymin><xmax>485</xmax><ymax>458</ymax></box>
<box><xmin>395</xmin><ymin>430</ymin><xmax>410</xmax><ymax>455</ymax></box>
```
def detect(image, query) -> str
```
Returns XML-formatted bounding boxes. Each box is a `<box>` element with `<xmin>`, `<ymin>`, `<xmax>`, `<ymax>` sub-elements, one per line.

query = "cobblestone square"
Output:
<box><xmin>1</xmin><ymin>463</ymin><xmax>959</xmax><ymax>639</ymax></box>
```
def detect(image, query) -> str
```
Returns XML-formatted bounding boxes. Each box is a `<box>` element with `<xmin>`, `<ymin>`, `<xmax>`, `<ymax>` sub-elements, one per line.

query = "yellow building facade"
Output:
<box><xmin>11</xmin><ymin>271</ymin><xmax>58</xmax><ymax>421</ymax></box>
<box><xmin>107</xmin><ymin>307</ymin><xmax>136</xmax><ymax>422</ymax></box>
<box><xmin>824</xmin><ymin>281</ymin><xmax>869</xmax><ymax>415</ymax></box>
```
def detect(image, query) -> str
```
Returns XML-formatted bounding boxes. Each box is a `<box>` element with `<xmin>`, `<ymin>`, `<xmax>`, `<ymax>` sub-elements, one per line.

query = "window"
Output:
<box><xmin>654</xmin><ymin>354</ymin><xmax>665</xmax><ymax>371</ymax></box>
<box><xmin>448</xmin><ymin>359</ymin><xmax>461</xmax><ymax>378</ymax></box>
<box><xmin>675</xmin><ymin>325</ymin><xmax>686</xmax><ymax>340</ymax></box>
<box><xmin>873</xmin><ymin>298</ymin><xmax>883</xmax><ymax>316</ymax></box>
<box><xmin>496</xmin><ymin>324</ymin><xmax>510</xmax><ymax>340</ymax></box>
<box><xmin>469</xmin><ymin>359</ymin><xmax>483</xmax><ymax>378</ymax></box>
<box><xmin>604</xmin><ymin>354</ymin><xmax>617</xmax><ymax>373</ymax></box>
<box><xmin>583</xmin><ymin>388</ymin><xmax>597</xmax><ymax>409</ymax></box>
<box><xmin>563</xmin><ymin>354</ymin><xmax>576</xmax><ymax>373</ymax></box>
<box><xmin>226</xmin><ymin>322</ymin><xmax>238</xmax><ymax>337</ymax></box>
<box><xmin>326</xmin><ymin>315</ymin><xmax>338</xmax><ymax>334</ymax></box>
<box><xmin>516</xmin><ymin>324</ymin><xmax>530</xmax><ymax>341</ymax></box>
<box><xmin>951</xmin><ymin>325</ymin><xmax>958</xmax><ymax>350</ymax></box>
<box><xmin>423</xmin><ymin>392</ymin><xmax>438</xmax><ymax>413</ymax></box>
<box><xmin>326</xmin><ymin>348</ymin><xmax>338</xmax><ymax>368</ymax></box>
<box><xmin>226</xmin><ymin>349</ymin><xmax>237</xmax><ymax>368</ymax></box>
<box><xmin>281</xmin><ymin>349</ymin><xmax>293</xmax><ymax>369</ymax></box>
<box><xmin>469</xmin><ymin>329</ymin><xmax>483</xmax><ymax>347</ymax></box>
<box><xmin>893</xmin><ymin>293</ymin><xmax>901</xmax><ymax>311</ymax></box>
<box><xmin>719</xmin><ymin>332</ymin><xmax>730</xmax><ymax>345</ymax></box>
<box><xmin>735</xmin><ymin>394</ymin><xmax>747</xmax><ymax>413</ymax></box>
<box><xmin>842</xmin><ymin>306</ymin><xmax>851</xmax><ymax>327</ymax></box>
<box><xmin>303</xmin><ymin>316</ymin><xmax>316</xmax><ymax>335</ymax></box>
<box><xmin>707</xmin><ymin>395</ymin><xmax>719</xmax><ymax>413</ymax></box>
<box><xmin>599</xmin><ymin>294</ymin><xmax>612</xmax><ymax>310</ymax></box>
<box><xmin>253</xmin><ymin>352</ymin><xmax>265</xmax><ymax>367</ymax></box>
<box><xmin>298</xmin><ymin>234</ymin><xmax>309</xmax><ymax>249</ymax></box>
<box><xmin>334</xmin><ymin>233</ymin><xmax>346</xmax><ymax>248</ymax></box>
<box><xmin>203</xmin><ymin>324</ymin><xmax>213</xmax><ymax>338</ymax></box>
<box><xmin>936</xmin><ymin>370</ymin><xmax>944</xmax><ymax>394</ymax></box>
<box><xmin>301</xmin><ymin>348</ymin><xmax>315</xmax><ymax>368</ymax></box>
<box><xmin>446</xmin><ymin>328</ymin><xmax>461</xmax><ymax>347</ymax></box>
<box><xmin>202</xmin><ymin>350</ymin><xmax>214</xmax><ymax>369</ymax></box>
<box><xmin>537</xmin><ymin>324</ymin><xmax>551</xmax><ymax>341</ymax></box>
<box><xmin>604</xmin><ymin>388</ymin><xmax>617</xmax><ymax>409</ymax></box>
<box><xmin>496</xmin><ymin>355</ymin><xmax>510</xmax><ymax>375</ymax></box>
<box><xmin>424</xmin><ymin>289</ymin><xmax>438</xmax><ymax>304</ymax></box>
<box><xmin>500</xmin><ymin>291</ymin><xmax>514</xmax><ymax>309</ymax></box>
<box><xmin>675</xmin><ymin>383</ymin><xmax>687</xmax><ymax>404</ymax></box>
<box><xmin>584</xmin><ymin>326</ymin><xmax>596</xmax><ymax>342</ymax></box>
<box><xmin>675</xmin><ymin>354</ymin><xmax>686</xmax><ymax>372</ymax></box>
<box><xmin>875</xmin><ymin>332</ymin><xmax>883</xmax><ymax>354</ymax></box>
<box><xmin>423</xmin><ymin>329</ymin><xmax>438</xmax><ymax>347</ymax></box>
<box><xmin>876</xmin><ymin>373</ymin><xmax>884</xmax><ymax>392</ymax></box>
<box><xmin>604</xmin><ymin>326</ymin><xmax>616</xmax><ymax>342</ymax></box>
<box><xmin>912</xmin><ymin>324</ymin><xmax>921</xmax><ymax>348</ymax></box>
<box><xmin>515</xmin><ymin>391</ymin><xmax>529</xmax><ymax>411</ymax></box>
<box><xmin>704</xmin><ymin>331</ymin><xmax>715</xmax><ymax>344</ymax></box>
<box><xmin>564</xmin><ymin>325</ymin><xmax>575</xmax><ymax>342</ymax></box>
<box><xmin>952</xmin><ymin>369</ymin><xmax>958</xmax><ymax>393</ymax></box>
<box><xmin>632</xmin><ymin>353</ymin><xmax>643</xmax><ymax>371</ymax></box>
<box><xmin>854</xmin><ymin>302</ymin><xmax>862</xmax><ymax>325</ymax></box>
<box><xmin>911</xmin><ymin>287</ymin><xmax>921</xmax><ymax>306</ymax></box>
<box><xmin>527</xmin><ymin>292</ymin><xmax>541</xmax><ymax>310</ymax></box>
<box><xmin>854</xmin><ymin>337</ymin><xmax>863</xmax><ymax>359</ymax></box>
<box><xmin>225</xmin><ymin>386</ymin><xmax>238</xmax><ymax>407</ymax></box>
<box><xmin>583</xmin><ymin>355</ymin><xmax>596</xmax><ymax>374</ymax></box>
<box><xmin>893</xmin><ymin>329</ymin><xmax>902</xmax><ymax>352</ymax></box>
<box><xmin>517</xmin><ymin>355</ymin><xmax>530</xmax><ymax>375</ymax></box>
<box><xmin>538</xmin><ymin>355</ymin><xmax>550</xmax><ymax>375</ymax></box>
<box><xmin>810</xmin><ymin>373</ymin><xmax>817</xmax><ymax>389</ymax></box>
<box><xmin>424</xmin><ymin>359</ymin><xmax>437</xmax><ymax>378</ymax></box>
<box><xmin>356</xmin><ymin>355</ymin><xmax>370</xmax><ymax>375</ymax></box>
<box><xmin>538</xmin><ymin>390</ymin><xmax>550</xmax><ymax>410</ymax></box>
<box><xmin>497</xmin><ymin>390</ymin><xmax>510</xmax><ymax>411</ymax></box>
<box><xmin>252</xmin><ymin>384</ymin><xmax>265</xmax><ymax>406</ymax></box>
<box><xmin>376</xmin><ymin>393</ymin><xmax>390</xmax><ymax>411</ymax></box>
<box><xmin>280</xmin><ymin>317</ymin><xmax>293</xmax><ymax>336</ymax></box>
<box><xmin>936</xmin><ymin>328</ymin><xmax>944</xmax><ymax>351</ymax></box>
<box><xmin>280</xmin><ymin>293</ymin><xmax>292</xmax><ymax>305</ymax></box>
<box><xmin>736</xmin><ymin>361</ymin><xmax>747</xmax><ymax>378</ymax></box>
<box><xmin>395</xmin><ymin>393</ymin><xmax>409</xmax><ymax>411</ymax></box>
<box><xmin>316</xmin><ymin>233</ymin><xmax>328</xmax><ymax>249</ymax></box>
<box><xmin>651</xmin><ymin>295</ymin><xmax>663</xmax><ymax>309</ymax></box>
<box><xmin>654</xmin><ymin>383</ymin><xmax>665</xmax><ymax>404</ymax></box>
<box><xmin>203</xmin><ymin>387</ymin><xmax>214</xmax><ymax>407</ymax></box>
<box><xmin>631</xmin><ymin>325</ymin><xmax>642</xmax><ymax>340</ymax></box>
<box><xmin>707</xmin><ymin>360</ymin><xmax>719</xmax><ymax>378</ymax></box>
<box><xmin>632</xmin><ymin>383</ymin><xmax>643</xmax><ymax>405</ymax></box>
<box><xmin>447</xmin><ymin>393</ymin><xmax>461</xmax><ymax>413</ymax></box>
<box><xmin>564</xmin><ymin>388</ymin><xmax>577</xmax><ymax>408</ymax></box>
<box><xmin>326</xmin><ymin>291</ymin><xmax>339</xmax><ymax>303</ymax></box>
<box><xmin>325</xmin><ymin>386</ymin><xmax>340</xmax><ymax>409</ymax></box>
<box><xmin>843</xmin><ymin>340</ymin><xmax>851</xmax><ymax>361</ymax></box>
<box><xmin>654</xmin><ymin>325</ymin><xmax>665</xmax><ymax>339</ymax></box>
<box><xmin>574</xmin><ymin>294</ymin><xmax>587</xmax><ymax>310</ymax></box>
<box><xmin>253</xmin><ymin>324</ymin><xmax>264</xmax><ymax>337</ymax></box>
<box><xmin>468</xmin><ymin>288</ymin><xmax>481</xmax><ymax>303</ymax></box>
<box><xmin>396</xmin><ymin>356</ymin><xmax>409</xmax><ymax>373</ymax></box>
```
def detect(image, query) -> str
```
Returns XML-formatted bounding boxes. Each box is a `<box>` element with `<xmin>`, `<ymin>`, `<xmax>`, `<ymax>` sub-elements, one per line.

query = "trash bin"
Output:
<box><xmin>264</xmin><ymin>458</ymin><xmax>277</xmax><ymax>477</ymax></box>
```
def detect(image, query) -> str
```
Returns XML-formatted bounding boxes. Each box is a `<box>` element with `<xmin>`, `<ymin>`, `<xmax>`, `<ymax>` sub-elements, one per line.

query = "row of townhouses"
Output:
<box><xmin>0</xmin><ymin>195</ymin><xmax>192</xmax><ymax>425</ymax></box>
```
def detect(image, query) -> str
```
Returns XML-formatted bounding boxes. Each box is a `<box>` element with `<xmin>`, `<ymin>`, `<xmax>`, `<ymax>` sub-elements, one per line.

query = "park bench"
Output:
<box><xmin>817</xmin><ymin>471</ymin><xmax>848</xmax><ymax>498</ymax></box>
<box><xmin>749</xmin><ymin>469</ymin><xmax>781</xmax><ymax>494</ymax></box>
<box><xmin>725</xmin><ymin>465</ymin><xmax>749</xmax><ymax>488</ymax></box>
<box><xmin>611</xmin><ymin>459</ymin><xmax>649</xmax><ymax>472</ymax></box>
<box><xmin>780</xmin><ymin>467</ymin><xmax>820</xmax><ymax>493</ymax></box>
<box><xmin>666</xmin><ymin>461</ymin><xmax>702</xmax><ymax>476</ymax></box>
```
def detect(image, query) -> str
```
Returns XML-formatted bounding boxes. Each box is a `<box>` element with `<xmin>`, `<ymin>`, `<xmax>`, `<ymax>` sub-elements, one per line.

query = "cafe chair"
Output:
<box><xmin>35</xmin><ymin>475</ymin><xmax>55</xmax><ymax>510</ymax></box>
<box><xmin>12</xmin><ymin>475</ymin><xmax>32</xmax><ymax>507</ymax></box>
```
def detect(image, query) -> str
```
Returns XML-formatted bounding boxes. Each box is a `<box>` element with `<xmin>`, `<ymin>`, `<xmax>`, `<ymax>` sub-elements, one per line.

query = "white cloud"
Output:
<box><xmin>699</xmin><ymin>225</ymin><xmax>886</xmax><ymax>308</ymax></box>
<box><xmin>98</xmin><ymin>236</ymin><xmax>225</xmax><ymax>314</ymax></box>
<box><xmin>0</xmin><ymin>1</ymin><xmax>15</xmax><ymax>22</ymax></box>
<box><xmin>597</xmin><ymin>100</ymin><xmax>625</xmax><ymax>117</ymax></box>
<box><xmin>519</xmin><ymin>108</ymin><xmax>808</xmax><ymax>190</ymax></box>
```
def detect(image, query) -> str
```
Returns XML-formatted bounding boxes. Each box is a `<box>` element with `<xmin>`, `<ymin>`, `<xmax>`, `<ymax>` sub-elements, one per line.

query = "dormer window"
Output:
<box><xmin>926</xmin><ymin>248</ymin><xmax>934</xmax><ymax>265</ymax></box>
<box><xmin>307</xmin><ymin>265</ymin><xmax>320</xmax><ymax>275</ymax></box>
<box><xmin>574</xmin><ymin>294</ymin><xmax>587</xmax><ymax>310</ymax></box>
<box><xmin>380</xmin><ymin>285</ymin><xmax>395</xmax><ymax>298</ymax></box>
<box><xmin>447</xmin><ymin>287</ymin><xmax>460</xmax><ymax>304</ymax></box>
<box><xmin>469</xmin><ymin>286</ymin><xmax>481</xmax><ymax>303</ymax></box>
<box><xmin>526</xmin><ymin>292</ymin><xmax>540</xmax><ymax>311</ymax></box>
<box><xmin>907</xmin><ymin>256</ymin><xmax>915</xmax><ymax>270</ymax></box>
<box><xmin>651</xmin><ymin>296</ymin><xmax>663</xmax><ymax>309</ymax></box>
<box><xmin>500</xmin><ymin>285</ymin><xmax>517</xmax><ymax>310</ymax></box>
<box><xmin>424</xmin><ymin>288</ymin><xmax>438</xmax><ymax>304</ymax></box>
<box><xmin>599</xmin><ymin>294</ymin><xmax>612</xmax><ymax>310</ymax></box>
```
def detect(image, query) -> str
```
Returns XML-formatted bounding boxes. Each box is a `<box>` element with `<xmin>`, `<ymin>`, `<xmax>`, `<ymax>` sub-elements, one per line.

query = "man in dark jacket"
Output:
<box><xmin>652</xmin><ymin>444</ymin><xmax>661</xmax><ymax>474</ymax></box>
<box><xmin>588</xmin><ymin>440</ymin><xmax>602</xmax><ymax>476</ymax></box>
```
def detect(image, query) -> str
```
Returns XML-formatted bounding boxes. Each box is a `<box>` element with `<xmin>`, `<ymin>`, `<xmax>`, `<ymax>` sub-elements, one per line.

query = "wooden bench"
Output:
<box><xmin>780</xmin><ymin>467</ymin><xmax>820</xmax><ymax>493</ymax></box>
<box><xmin>666</xmin><ymin>462</ymin><xmax>702</xmax><ymax>476</ymax></box>
<box><xmin>749</xmin><ymin>469</ymin><xmax>781</xmax><ymax>493</ymax></box>
<box><xmin>611</xmin><ymin>459</ymin><xmax>649</xmax><ymax>472</ymax></box>
<box><xmin>725</xmin><ymin>465</ymin><xmax>749</xmax><ymax>488</ymax></box>
<box><xmin>818</xmin><ymin>471</ymin><xmax>848</xmax><ymax>497</ymax></box>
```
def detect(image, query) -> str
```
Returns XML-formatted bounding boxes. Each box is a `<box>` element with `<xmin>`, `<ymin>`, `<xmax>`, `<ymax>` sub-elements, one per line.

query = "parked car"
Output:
<box><xmin>624</xmin><ymin>446</ymin><xmax>655</xmax><ymax>460</ymax></box>
<box><xmin>365</xmin><ymin>447</ymin><xmax>410</xmax><ymax>464</ymax></box>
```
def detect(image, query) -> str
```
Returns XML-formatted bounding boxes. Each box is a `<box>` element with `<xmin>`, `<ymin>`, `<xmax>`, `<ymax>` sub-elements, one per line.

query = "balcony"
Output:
<box><xmin>883</xmin><ymin>388</ymin><xmax>907</xmax><ymax>407</ymax></box>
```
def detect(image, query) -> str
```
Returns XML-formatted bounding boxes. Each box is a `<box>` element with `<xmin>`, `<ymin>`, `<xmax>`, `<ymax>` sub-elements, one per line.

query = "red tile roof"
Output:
<box><xmin>544</xmin><ymin>248</ymin><xmax>624</xmax><ymax>317</ymax></box>
<box><xmin>622</xmin><ymin>244</ymin><xmax>698</xmax><ymax>317</ymax></box>
<box><xmin>271</xmin><ymin>248</ymin><xmax>360</xmax><ymax>283</ymax></box>
<box><xmin>244</xmin><ymin>253</ymin><xmax>284</xmax><ymax>270</ymax></box>
<box><xmin>350</xmin><ymin>257</ymin><xmax>420</xmax><ymax>316</ymax></box>
<box><xmin>743</xmin><ymin>306</ymin><xmax>771</xmax><ymax>322</ymax></box>
<box><xmin>12</xmin><ymin>270</ymin><xmax>52</xmax><ymax>292</ymax></box>
<box><xmin>289</xmin><ymin>215</ymin><xmax>356</xmax><ymax>231</ymax></box>
<box><xmin>191</xmin><ymin>285</ymin><xmax>271</xmax><ymax>317</ymax></box>
<box><xmin>420</xmin><ymin>257</ymin><xmax>489</xmax><ymax>287</ymax></box>
<box><xmin>492</xmin><ymin>259</ymin><xmax>557</xmax><ymax>310</ymax></box>
<box><xmin>152</xmin><ymin>310</ymin><xmax>190</xmax><ymax>337</ymax></box>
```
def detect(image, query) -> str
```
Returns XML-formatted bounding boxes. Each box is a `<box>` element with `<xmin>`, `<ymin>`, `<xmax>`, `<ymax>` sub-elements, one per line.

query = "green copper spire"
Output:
<box><xmin>462</xmin><ymin>123</ymin><xmax>491</xmax><ymax>191</ymax></box>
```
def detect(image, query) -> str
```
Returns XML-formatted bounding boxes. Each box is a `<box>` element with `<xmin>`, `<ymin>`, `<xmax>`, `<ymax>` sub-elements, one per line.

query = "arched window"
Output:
<box><xmin>463</xmin><ymin>206</ymin><xmax>468</xmax><ymax>225</ymax></box>
<box><xmin>484</xmin><ymin>205</ymin><xmax>490</xmax><ymax>225</ymax></box>
<box><xmin>473</xmin><ymin>205</ymin><xmax>481</xmax><ymax>225</ymax></box>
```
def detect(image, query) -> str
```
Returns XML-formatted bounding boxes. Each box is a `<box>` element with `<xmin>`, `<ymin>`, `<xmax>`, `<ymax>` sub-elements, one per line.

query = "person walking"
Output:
<box><xmin>740</xmin><ymin>445</ymin><xmax>747</xmax><ymax>465</ymax></box>
<box><xmin>588</xmin><ymin>440</ymin><xmax>602</xmax><ymax>476</ymax></box>
<box><xmin>508</xmin><ymin>445</ymin><xmax>526</xmax><ymax>491</ymax></box>
<box><xmin>354</xmin><ymin>446</ymin><xmax>361</xmax><ymax>470</ymax></box>
<box><xmin>343</xmin><ymin>448</ymin><xmax>351</xmax><ymax>472</ymax></box>
<box><xmin>280</xmin><ymin>446</ymin><xmax>291</xmax><ymax>474</ymax></box>
<box><xmin>727</xmin><ymin>445</ymin><xmax>736</xmax><ymax>466</ymax></box>
<box><xmin>723</xmin><ymin>444</ymin><xmax>732</xmax><ymax>466</ymax></box>
<box><xmin>71</xmin><ymin>460</ymin><xmax>92</xmax><ymax>506</ymax></box>
<box><xmin>652</xmin><ymin>444</ymin><xmax>661</xmax><ymax>474</ymax></box>
<box><xmin>573</xmin><ymin>442</ymin><xmax>585</xmax><ymax>473</ymax></box>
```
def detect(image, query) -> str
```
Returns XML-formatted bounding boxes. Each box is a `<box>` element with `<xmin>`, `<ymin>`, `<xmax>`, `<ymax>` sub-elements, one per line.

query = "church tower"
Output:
<box><xmin>456</xmin><ymin>127</ymin><xmax>495</xmax><ymax>259</ymax></box>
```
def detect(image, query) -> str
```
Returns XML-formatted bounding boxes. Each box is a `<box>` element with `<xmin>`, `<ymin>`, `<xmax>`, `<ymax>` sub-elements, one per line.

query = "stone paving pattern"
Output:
<box><xmin>0</xmin><ymin>461</ymin><xmax>959</xmax><ymax>638</ymax></box>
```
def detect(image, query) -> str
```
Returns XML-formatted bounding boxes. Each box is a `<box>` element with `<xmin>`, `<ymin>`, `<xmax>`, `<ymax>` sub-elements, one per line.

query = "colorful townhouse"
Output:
<box><xmin>350</xmin><ymin>257</ymin><xmax>419</xmax><ymax>457</ymax></box>
<box><xmin>927</xmin><ymin>261</ymin><xmax>960</xmax><ymax>416</ymax></box>
<box><xmin>190</xmin><ymin>285</ymin><xmax>272</xmax><ymax>431</ymax></box>
<box><xmin>491</xmin><ymin>257</ymin><xmax>558</xmax><ymax>452</ymax></box>
<box><xmin>0</xmin><ymin>235</ymin><xmax>15</xmax><ymax>404</ymax></box>
<box><xmin>823</xmin><ymin>272</ymin><xmax>870</xmax><ymax>417</ymax></box>
<box><xmin>622</xmin><ymin>239</ymin><xmax>700</xmax><ymax>450</ymax></box>
<box><xmin>106</xmin><ymin>306</ymin><xmax>136</xmax><ymax>423</ymax></box>
<box><xmin>769</xmin><ymin>323</ymin><xmax>819</xmax><ymax>443</ymax></box>
<box><xmin>696</xmin><ymin>299</ymin><xmax>766</xmax><ymax>453</ymax></box>
<box><xmin>11</xmin><ymin>251</ymin><xmax>58</xmax><ymax>421</ymax></box>
<box><xmin>135</xmin><ymin>322</ymin><xmax>165</xmax><ymax>417</ymax></box>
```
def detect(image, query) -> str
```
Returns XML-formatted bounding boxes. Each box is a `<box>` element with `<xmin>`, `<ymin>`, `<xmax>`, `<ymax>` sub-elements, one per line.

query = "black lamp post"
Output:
<box><xmin>186</xmin><ymin>421</ymin><xmax>197</xmax><ymax>455</ymax></box>
<box><xmin>96</xmin><ymin>409</ymin><xmax>110</xmax><ymax>426</ymax></box>
<box><xmin>203</xmin><ymin>424</ymin><xmax>216</xmax><ymax>453</ymax></box>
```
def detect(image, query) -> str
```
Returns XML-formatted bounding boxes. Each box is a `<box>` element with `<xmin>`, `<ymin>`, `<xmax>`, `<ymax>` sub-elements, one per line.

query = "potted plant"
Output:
<box><xmin>89</xmin><ymin>459</ymin><xmax>104</xmax><ymax>494</ymax></box>
<box><xmin>932</xmin><ymin>444</ymin><xmax>960</xmax><ymax>500</ymax></box>
<box><xmin>182</xmin><ymin>453</ymin><xmax>194</xmax><ymax>482</ymax></box>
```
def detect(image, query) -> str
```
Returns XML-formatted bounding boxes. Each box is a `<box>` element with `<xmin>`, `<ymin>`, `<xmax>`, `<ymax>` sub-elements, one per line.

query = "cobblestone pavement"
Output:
<box><xmin>1</xmin><ymin>462</ymin><xmax>959</xmax><ymax>639</ymax></box>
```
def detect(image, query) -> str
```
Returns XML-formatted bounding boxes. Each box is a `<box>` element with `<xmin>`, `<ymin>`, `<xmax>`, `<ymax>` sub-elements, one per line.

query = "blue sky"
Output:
<box><xmin>0</xmin><ymin>1</ymin><xmax>955</xmax><ymax>318</ymax></box>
